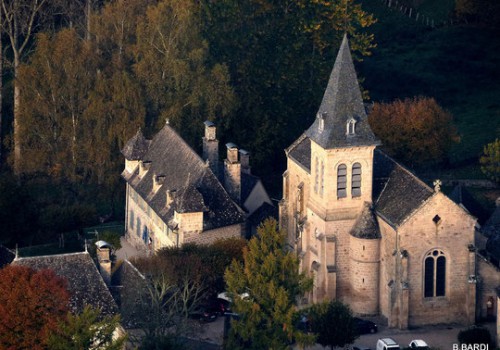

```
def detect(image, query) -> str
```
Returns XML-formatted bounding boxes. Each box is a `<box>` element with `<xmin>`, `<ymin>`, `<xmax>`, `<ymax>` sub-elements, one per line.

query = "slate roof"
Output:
<box><xmin>304</xmin><ymin>35</ymin><xmax>379</xmax><ymax>149</ymax></box>
<box><xmin>13</xmin><ymin>252</ymin><xmax>118</xmax><ymax>316</ymax></box>
<box><xmin>482</xmin><ymin>205</ymin><xmax>500</xmax><ymax>238</ymax></box>
<box><xmin>122</xmin><ymin>129</ymin><xmax>150</xmax><ymax>160</ymax></box>
<box><xmin>248</xmin><ymin>202</ymin><xmax>279</xmax><ymax>227</ymax></box>
<box><xmin>122</xmin><ymin>125</ymin><xmax>245</xmax><ymax>231</ymax></box>
<box><xmin>287</xmin><ymin>134</ymin><xmax>311</xmax><ymax>173</ymax></box>
<box><xmin>241</xmin><ymin>173</ymin><xmax>260</xmax><ymax>204</ymax></box>
<box><xmin>0</xmin><ymin>245</ymin><xmax>14</xmax><ymax>268</ymax></box>
<box><xmin>486</xmin><ymin>233</ymin><xmax>500</xmax><ymax>263</ymax></box>
<box><xmin>350</xmin><ymin>203</ymin><xmax>381</xmax><ymax>239</ymax></box>
<box><xmin>373</xmin><ymin>150</ymin><xmax>434</xmax><ymax>227</ymax></box>
<box><xmin>449</xmin><ymin>185</ymin><xmax>490</xmax><ymax>224</ymax></box>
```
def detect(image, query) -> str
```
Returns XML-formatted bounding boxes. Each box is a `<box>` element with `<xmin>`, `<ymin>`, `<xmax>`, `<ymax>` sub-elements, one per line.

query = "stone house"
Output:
<box><xmin>122</xmin><ymin>121</ymin><xmax>273</xmax><ymax>251</ymax></box>
<box><xmin>279</xmin><ymin>35</ymin><xmax>479</xmax><ymax>329</ymax></box>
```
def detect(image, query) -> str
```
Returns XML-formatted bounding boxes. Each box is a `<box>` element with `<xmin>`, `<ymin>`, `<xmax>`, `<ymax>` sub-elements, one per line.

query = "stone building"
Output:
<box><xmin>279</xmin><ymin>35</ymin><xmax>478</xmax><ymax>329</ymax></box>
<box><xmin>122</xmin><ymin>121</ymin><xmax>273</xmax><ymax>250</ymax></box>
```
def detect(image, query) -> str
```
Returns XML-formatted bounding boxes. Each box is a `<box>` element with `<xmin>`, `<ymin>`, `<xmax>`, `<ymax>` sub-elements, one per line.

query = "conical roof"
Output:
<box><xmin>305</xmin><ymin>35</ymin><xmax>379</xmax><ymax>149</ymax></box>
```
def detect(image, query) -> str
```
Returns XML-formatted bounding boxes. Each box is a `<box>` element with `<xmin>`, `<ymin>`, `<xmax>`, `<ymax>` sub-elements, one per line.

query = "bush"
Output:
<box><xmin>458</xmin><ymin>326</ymin><xmax>492</xmax><ymax>346</ymax></box>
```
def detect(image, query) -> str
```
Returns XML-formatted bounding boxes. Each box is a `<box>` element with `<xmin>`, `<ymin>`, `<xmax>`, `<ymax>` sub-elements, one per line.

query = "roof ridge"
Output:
<box><xmin>380</xmin><ymin>151</ymin><xmax>433</xmax><ymax>193</ymax></box>
<box><xmin>285</xmin><ymin>133</ymin><xmax>307</xmax><ymax>155</ymax></box>
<box><xmin>14</xmin><ymin>250</ymin><xmax>88</xmax><ymax>261</ymax></box>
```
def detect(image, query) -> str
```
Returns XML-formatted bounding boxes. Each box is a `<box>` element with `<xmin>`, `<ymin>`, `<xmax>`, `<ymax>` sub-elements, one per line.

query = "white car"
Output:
<box><xmin>409</xmin><ymin>340</ymin><xmax>429</xmax><ymax>350</ymax></box>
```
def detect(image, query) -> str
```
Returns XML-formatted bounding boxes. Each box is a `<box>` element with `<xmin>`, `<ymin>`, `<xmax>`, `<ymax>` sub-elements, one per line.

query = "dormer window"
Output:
<box><xmin>317</xmin><ymin>112</ymin><xmax>327</xmax><ymax>132</ymax></box>
<box><xmin>346</xmin><ymin>117</ymin><xmax>357</xmax><ymax>135</ymax></box>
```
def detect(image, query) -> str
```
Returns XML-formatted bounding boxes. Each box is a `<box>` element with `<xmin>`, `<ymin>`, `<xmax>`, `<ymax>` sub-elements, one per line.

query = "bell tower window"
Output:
<box><xmin>337</xmin><ymin>164</ymin><xmax>347</xmax><ymax>198</ymax></box>
<box><xmin>352</xmin><ymin>163</ymin><xmax>362</xmax><ymax>197</ymax></box>
<box><xmin>346</xmin><ymin>117</ymin><xmax>356</xmax><ymax>135</ymax></box>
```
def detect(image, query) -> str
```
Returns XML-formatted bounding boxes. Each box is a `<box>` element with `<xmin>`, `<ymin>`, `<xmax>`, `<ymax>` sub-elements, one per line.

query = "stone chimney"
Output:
<box><xmin>239</xmin><ymin>149</ymin><xmax>251</xmax><ymax>174</ymax></box>
<box><xmin>96</xmin><ymin>243</ymin><xmax>112</xmax><ymax>286</ymax></box>
<box><xmin>202</xmin><ymin>121</ymin><xmax>219</xmax><ymax>178</ymax></box>
<box><xmin>166</xmin><ymin>189</ymin><xmax>176</xmax><ymax>208</ymax></box>
<box><xmin>224</xmin><ymin>143</ymin><xmax>241</xmax><ymax>203</ymax></box>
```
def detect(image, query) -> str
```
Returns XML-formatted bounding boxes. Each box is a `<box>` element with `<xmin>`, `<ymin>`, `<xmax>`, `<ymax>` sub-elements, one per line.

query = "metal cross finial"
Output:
<box><xmin>433</xmin><ymin>179</ymin><xmax>442</xmax><ymax>192</ymax></box>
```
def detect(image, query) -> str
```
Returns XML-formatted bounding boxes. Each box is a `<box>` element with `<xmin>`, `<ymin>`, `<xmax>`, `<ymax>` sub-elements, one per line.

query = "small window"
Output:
<box><xmin>346</xmin><ymin>118</ymin><xmax>357</xmax><ymax>135</ymax></box>
<box><xmin>320</xmin><ymin>161</ymin><xmax>324</xmax><ymax>197</ymax></box>
<box><xmin>129</xmin><ymin>211</ymin><xmax>135</xmax><ymax>230</ymax></box>
<box><xmin>314</xmin><ymin>157</ymin><xmax>319</xmax><ymax>194</ymax></box>
<box><xmin>136</xmin><ymin>217</ymin><xmax>141</xmax><ymax>237</ymax></box>
<box><xmin>352</xmin><ymin>163</ymin><xmax>362</xmax><ymax>197</ymax></box>
<box><xmin>337</xmin><ymin>164</ymin><xmax>347</xmax><ymax>198</ymax></box>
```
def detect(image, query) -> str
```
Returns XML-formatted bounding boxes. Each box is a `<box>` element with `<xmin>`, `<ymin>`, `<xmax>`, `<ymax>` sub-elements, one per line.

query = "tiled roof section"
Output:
<box><xmin>483</xmin><ymin>206</ymin><xmax>500</xmax><ymax>238</ymax></box>
<box><xmin>248</xmin><ymin>202</ymin><xmax>278</xmax><ymax>226</ymax></box>
<box><xmin>123</xmin><ymin>125</ymin><xmax>244</xmax><ymax>230</ymax></box>
<box><xmin>241</xmin><ymin>173</ymin><xmax>260</xmax><ymax>204</ymax></box>
<box><xmin>287</xmin><ymin>134</ymin><xmax>311</xmax><ymax>172</ymax></box>
<box><xmin>350</xmin><ymin>203</ymin><xmax>380</xmax><ymax>239</ymax></box>
<box><xmin>121</xmin><ymin>129</ymin><xmax>150</xmax><ymax>160</ymax></box>
<box><xmin>175</xmin><ymin>184</ymin><xmax>206</xmax><ymax>213</ymax></box>
<box><xmin>486</xmin><ymin>233</ymin><xmax>500</xmax><ymax>262</ymax></box>
<box><xmin>0</xmin><ymin>245</ymin><xmax>14</xmax><ymax>268</ymax></box>
<box><xmin>374</xmin><ymin>150</ymin><xmax>434</xmax><ymax>227</ymax></box>
<box><xmin>305</xmin><ymin>35</ymin><xmax>379</xmax><ymax>149</ymax></box>
<box><xmin>13</xmin><ymin>252</ymin><xmax>118</xmax><ymax>316</ymax></box>
<box><xmin>449</xmin><ymin>185</ymin><xmax>490</xmax><ymax>224</ymax></box>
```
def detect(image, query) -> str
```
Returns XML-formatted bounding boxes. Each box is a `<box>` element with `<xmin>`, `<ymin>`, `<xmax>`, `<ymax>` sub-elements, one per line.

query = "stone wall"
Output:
<box><xmin>477</xmin><ymin>257</ymin><xmax>500</xmax><ymax>321</ymax></box>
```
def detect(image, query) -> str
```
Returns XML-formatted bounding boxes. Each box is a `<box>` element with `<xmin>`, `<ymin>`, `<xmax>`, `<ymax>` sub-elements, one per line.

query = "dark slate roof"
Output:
<box><xmin>248</xmin><ymin>202</ymin><xmax>278</xmax><ymax>226</ymax></box>
<box><xmin>304</xmin><ymin>35</ymin><xmax>379</xmax><ymax>149</ymax></box>
<box><xmin>350</xmin><ymin>203</ymin><xmax>381</xmax><ymax>239</ymax></box>
<box><xmin>122</xmin><ymin>125</ymin><xmax>244</xmax><ymax>230</ymax></box>
<box><xmin>374</xmin><ymin>150</ymin><xmax>434</xmax><ymax>227</ymax></box>
<box><xmin>13</xmin><ymin>252</ymin><xmax>118</xmax><ymax>316</ymax></box>
<box><xmin>486</xmin><ymin>233</ymin><xmax>500</xmax><ymax>262</ymax></box>
<box><xmin>483</xmin><ymin>206</ymin><xmax>500</xmax><ymax>238</ymax></box>
<box><xmin>286</xmin><ymin>134</ymin><xmax>311</xmax><ymax>172</ymax></box>
<box><xmin>122</xmin><ymin>129</ymin><xmax>150</xmax><ymax>160</ymax></box>
<box><xmin>449</xmin><ymin>185</ymin><xmax>491</xmax><ymax>224</ymax></box>
<box><xmin>241</xmin><ymin>173</ymin><xmax>260</xmax><ymax>204</ymax></box>
<box><xmin>0</xmin><ymin>245</ymin><xmax>14</xmax><ymax>268</ymax></box>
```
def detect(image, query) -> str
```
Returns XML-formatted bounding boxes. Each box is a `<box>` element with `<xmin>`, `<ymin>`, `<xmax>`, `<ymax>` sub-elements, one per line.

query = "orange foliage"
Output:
<box><xmin>368</xmin><ymin>97</ymin><xmax>459</xmax><ymax>167</ymax></box>
<box><xmin>0</xmin><ymin>265</ymin><xmax>70</xmax><ymax>350</ymax></box>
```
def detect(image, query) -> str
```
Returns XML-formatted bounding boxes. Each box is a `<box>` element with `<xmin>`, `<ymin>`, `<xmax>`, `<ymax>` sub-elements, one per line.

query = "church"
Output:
<box><xmin>279</xmin><ymin>35</ymin><xmax>478</xmax><ymax>329</ymax></box>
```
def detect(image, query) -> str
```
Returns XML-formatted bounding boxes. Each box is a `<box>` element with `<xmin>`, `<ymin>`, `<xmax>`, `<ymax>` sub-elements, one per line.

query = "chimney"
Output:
<box><xmin>239</xmin><ymin>149</ymin><xmax>251</xmax><ymax>174</ymax></box>
<box><xmin>139</xmin><ymin>160</ymin><xmax>151</xmax><ymax>177</ymax></box>
<box><xmin>96</xmin><ymin>243</ymin><xmax>112</xmax><ymax>286</ymax></box>
<box><xmin>202</xmin><ymin>121</ymin><xmax>219</xmax><ymax>178</ymax></box>
<box><xmin>224</xmin><ymin>143</ymin><xmax>241</xmax><ymax>203</ymax></box>
<box><xmin>153</xmin><ymin>174</ymin><xmax>165</xmax><ymax>193</ymax></box>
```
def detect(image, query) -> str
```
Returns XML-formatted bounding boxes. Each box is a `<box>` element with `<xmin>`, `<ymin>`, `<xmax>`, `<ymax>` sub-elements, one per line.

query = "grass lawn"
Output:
<box><xmin>360</xmin><ymin>0</ymin><xmax>500</xmax><ymax>169</ymax></box>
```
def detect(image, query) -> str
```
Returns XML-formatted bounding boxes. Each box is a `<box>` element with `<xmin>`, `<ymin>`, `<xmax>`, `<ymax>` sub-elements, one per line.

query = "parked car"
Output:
<box><xmin>409</xmin><ymin>340</ymin><xmax>429</xmax><ymax>350</ymax></box>
<box><xmin>205</xmin><ymin>297</ymin><xmax>231</xmax><ymax>316</ymax></box>
<box><xmin>376</xmin><ymin>338</ymin><xmax>400</xmax><ymax>350</ymax></box>
<box><xmin>189</xmin><ymin>306</ymin><xmax>218</xmax><ymax>323</ymax></box>
<box><xmin>354</xmin><ymin>317</ymin><xmax>378</xmax><ymax>334</ymax></box>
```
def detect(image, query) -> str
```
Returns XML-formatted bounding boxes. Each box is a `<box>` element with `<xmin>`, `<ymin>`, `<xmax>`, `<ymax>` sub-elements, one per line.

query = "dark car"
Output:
<box><xmin>354</xmin><ymin>317</ymin><xmax>378</xmax><ymax>334</ymax></box>
<box><xmin>205</xmin><ymin>297</ymin><xmax>231</xmax><ymax>316</ymax></box>
<box><xmin>189</xmin><ymin>306</ymin><xmax>218</xmax><ymax>323</ymax></box>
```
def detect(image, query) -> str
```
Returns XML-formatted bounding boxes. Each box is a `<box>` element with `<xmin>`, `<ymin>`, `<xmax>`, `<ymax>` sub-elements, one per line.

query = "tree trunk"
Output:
<box><xmin>13</xmin><ymin>52</ymin><xmax>20</xmax><ymax>174</ymax></box>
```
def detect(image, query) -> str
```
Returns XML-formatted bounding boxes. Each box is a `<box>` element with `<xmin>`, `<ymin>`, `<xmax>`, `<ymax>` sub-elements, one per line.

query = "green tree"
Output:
<box><xmin>0</xmin><ymin>265</ymin><xmax>70</xmax><ymax>349</ymax></box>
<box><xmin>224</xmin><ymin>218</ymin><xmax>315</xmax><ymax>350</ymax></box>
<box><xmin>307</xmin><ymin>301</ymin><xmax>358</xmax><ymax>350</ymax></box>
<box><xmin>368</xmin><ymin>96</ymin><xmax>460</xmax><ymax>168</ymax></box>
<box><xmin>133</xmin><ymin>0</ymin><xmax>237</xmax><ymax>145</ymax></box>
<box><xmin>480</xmin><ymin>138</ymin><xmax>500</xmax><ymax>183</ymax></box>
<box><xmin>48</xmin><ymin>306</ymin><xmax>126</xmax><ymax>350</ymax></box>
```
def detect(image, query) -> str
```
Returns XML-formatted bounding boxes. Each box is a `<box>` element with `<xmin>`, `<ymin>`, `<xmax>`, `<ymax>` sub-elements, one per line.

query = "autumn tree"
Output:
<box><xmin>133</xmin><ymin>0</ymin><xmax>237</xmax><ymax>145</ymax></box>
<box><xmin>47</xmin><ymin>306</ymin><xmax>126</xmax><ymax>350</ymax></box>
<box><xmin>0</xmin><ymin>265</ymin><xmax>70</xmax><ymax>349</ymax></box>
<box><xmin>224</xmin><ymin>218</ymin><xmax>315</xmax><ymax>350</ymax></box>
<box><xmin>306</xmin><ymin>301</ymin><xmax>359</xmax><ymax>350</ymax></box>
<box><xmin>368</xmin><ymin>96</ymin><xmax>459</xmax><ymax>168</ymax></box>
<box><xmin>480</xmin><ymin>138</ymin><xmax>500</xmax><ymax>183</ymax></box>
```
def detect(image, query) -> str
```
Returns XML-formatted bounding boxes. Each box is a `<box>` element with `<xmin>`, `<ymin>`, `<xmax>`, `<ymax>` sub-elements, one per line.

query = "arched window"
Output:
<box><xmin>346</xmin><ymin>118</ymin><xmax>356</xmax><ymax>135</ymax></box>
<box><xmin>337</xmin><ymin>164</ymin><xmax>347</xmax><ymax>198</ymax></box>
<box><xmin>352</xmin><ymin>163</ymin><xmax>362</xmax><ymax>197</ymax></box>
<box><xmin>424</xmin><ymin>250</ymin><xmax>446</xmax><ymax>298</ymax></box>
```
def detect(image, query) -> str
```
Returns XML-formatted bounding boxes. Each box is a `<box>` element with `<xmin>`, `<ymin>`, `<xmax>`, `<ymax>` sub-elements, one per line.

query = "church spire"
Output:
<box><xmin>305</xmin><ymin>34</ymin><xmax>379</xmax><ymax>149</ymax></box>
